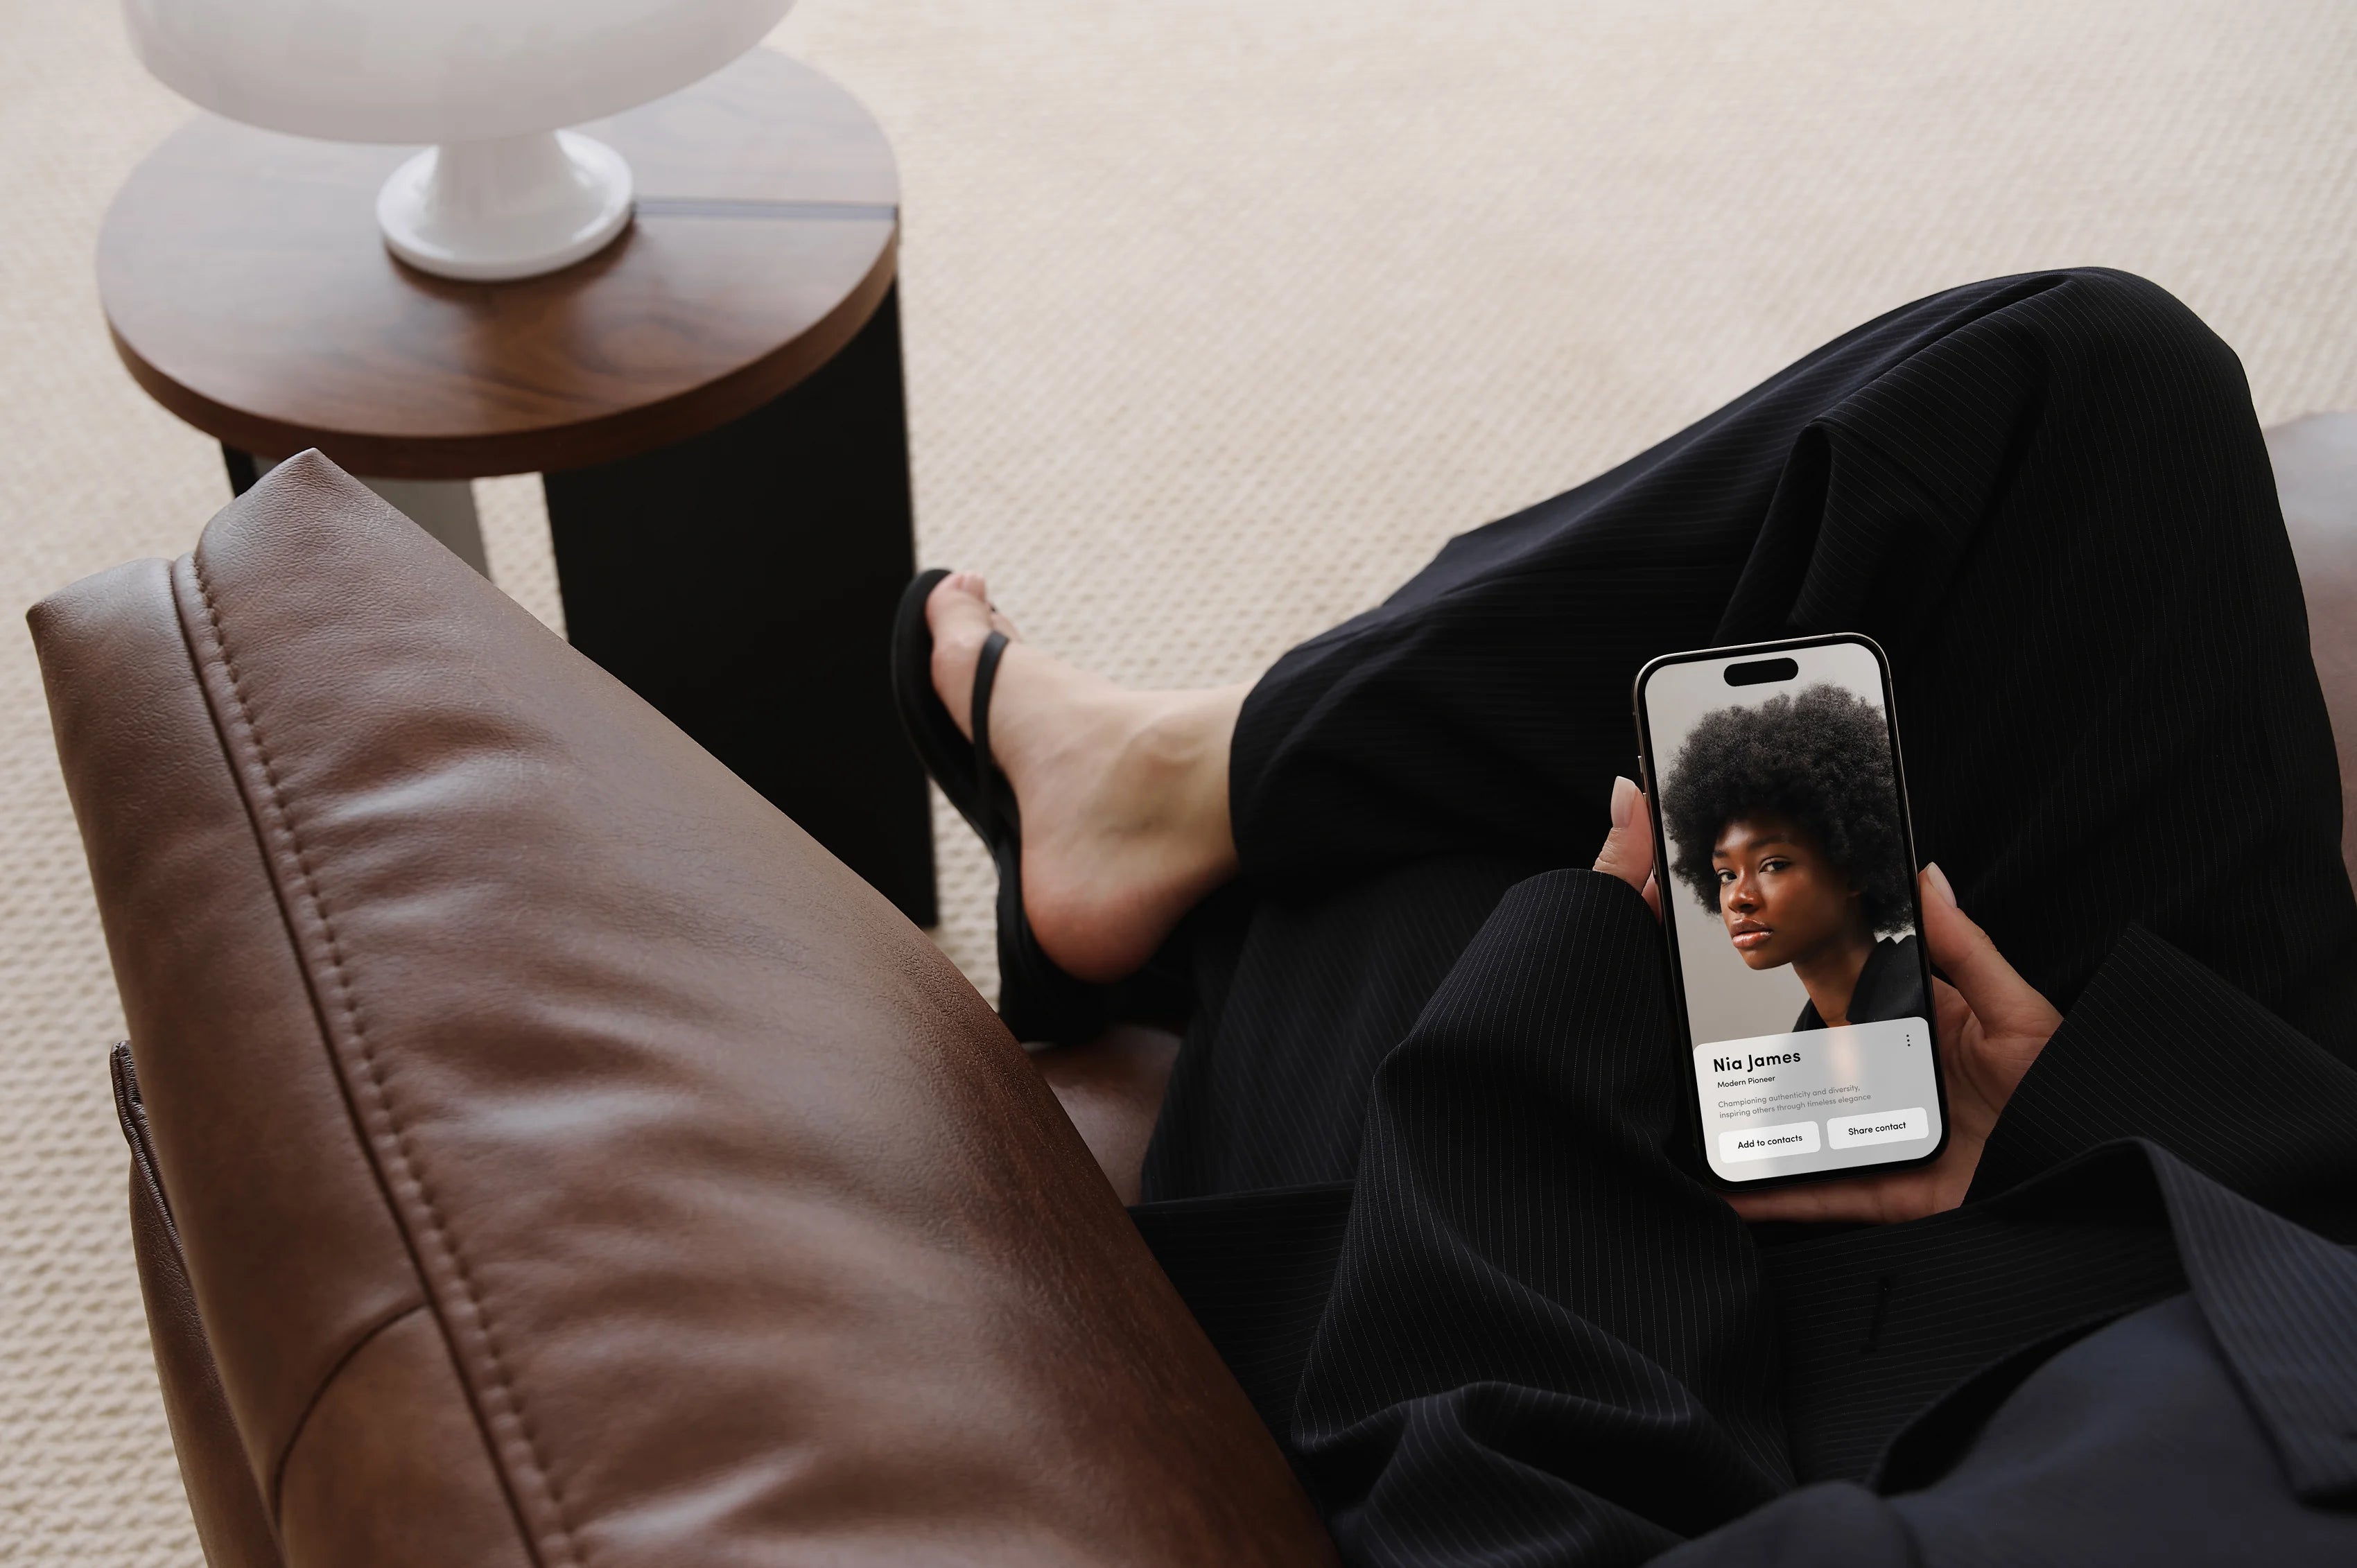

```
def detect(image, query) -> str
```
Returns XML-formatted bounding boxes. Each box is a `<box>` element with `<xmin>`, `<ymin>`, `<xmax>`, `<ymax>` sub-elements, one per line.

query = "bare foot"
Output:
<box><xmin>926</xmin><ymin>571</ymin><xmax>1249</xmax><ymax>984</ymax></box>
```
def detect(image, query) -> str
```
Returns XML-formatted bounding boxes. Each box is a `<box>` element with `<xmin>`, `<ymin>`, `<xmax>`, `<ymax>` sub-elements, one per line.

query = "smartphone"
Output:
<box><xmin>1632</xmin><ymin>634</ymin><xmax>1947</xmax><ymax>1187</ymax></box>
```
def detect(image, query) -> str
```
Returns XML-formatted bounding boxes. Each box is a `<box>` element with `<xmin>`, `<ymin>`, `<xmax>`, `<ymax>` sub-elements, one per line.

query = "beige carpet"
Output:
<box><xmin>3</xmin><ymin>0</ymin><xmax>2354</xmax><ymax>1558</ymax></box>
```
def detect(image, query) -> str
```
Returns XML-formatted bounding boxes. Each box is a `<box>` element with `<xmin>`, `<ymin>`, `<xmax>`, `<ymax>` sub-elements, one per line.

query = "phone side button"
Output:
<box><xmin>1826</xmin><ymin>1107</ymin><xmax>1931</xmax><ymax>1149</ymax></box>
<box><xmin>1718</xmin><ymin>1121</ymin><xmax>1822</xmax><ymax>1163</ymax></box>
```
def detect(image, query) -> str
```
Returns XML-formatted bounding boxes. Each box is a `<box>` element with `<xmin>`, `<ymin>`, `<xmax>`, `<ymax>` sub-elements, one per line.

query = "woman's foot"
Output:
<box><xmin>926</xmin><ymin>571</ymin><xmax>1249</xmax><ymax>984</ymax></box>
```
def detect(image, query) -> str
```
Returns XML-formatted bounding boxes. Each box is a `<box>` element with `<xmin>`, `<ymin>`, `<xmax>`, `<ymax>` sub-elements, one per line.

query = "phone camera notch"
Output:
<box><xmin>1723</xmin><ymin>656</ymin><xmax>1800</xmax><ymax>687</ymax></box>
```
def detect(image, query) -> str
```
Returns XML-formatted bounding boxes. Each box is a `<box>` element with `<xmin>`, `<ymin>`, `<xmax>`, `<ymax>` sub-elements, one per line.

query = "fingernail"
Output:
<box><xmin>1923</xmin><ymin>862</ymin><xmax>1957</xmax><ymax>909</ymax></box>
<box><xmin>1611</xmin><ymin>775</ymin><xmax>1636</xmax><ymax>830</ymax></box>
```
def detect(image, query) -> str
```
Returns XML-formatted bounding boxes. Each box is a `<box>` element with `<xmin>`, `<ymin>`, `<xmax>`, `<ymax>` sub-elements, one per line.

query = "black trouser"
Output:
<box><xmin>1133</xmin><ymin>269</ymin><xmax>2357</xmax><ymax>1563</ymax></box>
<box><xmin>1149</xmin><ymin>265</ymin><xmax>2354</xmax><ymax>1204</ymax></box>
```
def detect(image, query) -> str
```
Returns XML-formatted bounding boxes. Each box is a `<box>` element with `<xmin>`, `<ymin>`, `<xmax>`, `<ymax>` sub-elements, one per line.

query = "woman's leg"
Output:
<box><xmin>1287</xmin><ymin>866</ymin><xmax>1793</xmax><ymax>1564</ymax></box>
<box><xmin>1140</xmin><ymin>853</ymin><xmax>1547</xmax><ymax>1199</ymax></box>
<box><xmin>923</xmin><ymin>576</ymin><xmax>1252</xmax><ymax>983</ymax></box>
<box><xmin>934</xmin><ymin>268</ymin><xmax>2355</xmax><ymax>1047</ymax></box>
<box><xmin>1237</xmin><ymin>268</ymin><xmax>2354</xmax><ymax>1042</ymax></box>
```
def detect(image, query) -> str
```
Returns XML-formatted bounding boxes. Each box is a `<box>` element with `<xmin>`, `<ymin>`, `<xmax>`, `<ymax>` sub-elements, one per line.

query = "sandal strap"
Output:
<box><xmin>971</xmin><ymin>629</ymin><xmax>1010</xmax><ymax>830</ymax></box>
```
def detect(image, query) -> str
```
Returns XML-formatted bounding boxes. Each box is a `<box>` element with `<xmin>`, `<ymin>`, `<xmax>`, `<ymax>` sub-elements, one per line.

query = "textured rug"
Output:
<box><xmin>4</xmin><ymin>0</ymin><xmax>2354</xmax><ymax>1558</ymax></box>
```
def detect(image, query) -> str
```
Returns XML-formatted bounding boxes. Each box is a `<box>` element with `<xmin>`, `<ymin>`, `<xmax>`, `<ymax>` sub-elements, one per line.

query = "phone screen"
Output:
<box><xmin>1634</xmin><ymin>635</ymin><xmax>1946</xmax><ymax>1185</ymax></box>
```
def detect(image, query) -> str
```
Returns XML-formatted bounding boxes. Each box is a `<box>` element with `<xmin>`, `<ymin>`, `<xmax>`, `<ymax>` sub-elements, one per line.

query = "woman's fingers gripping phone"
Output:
<box><xmin>1916</xmin><ymin>862</ymin><xmax>2061</xmax><ymax>1150</ymax></box>
<box><xmin>1725</xmin><ymin>865</ymin><xmax>2061</xmax><ymax>1226</ymax></box>
<box><xmin>1596</xmin><ymin>776</ymin><xmax>1663</xmax><ymax>919</ymax></box>
<box><xmin>1919</xmin><ymin>862</ymin><xmax>2060</xmax><ymax>1101</ymax></box>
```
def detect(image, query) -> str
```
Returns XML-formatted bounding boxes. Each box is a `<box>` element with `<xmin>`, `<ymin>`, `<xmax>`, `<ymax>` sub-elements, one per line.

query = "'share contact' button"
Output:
<box><xmin>1827</xmin><ymin>1107</ymin><xmax>1930</xmax><ymax>1148</ymax></box>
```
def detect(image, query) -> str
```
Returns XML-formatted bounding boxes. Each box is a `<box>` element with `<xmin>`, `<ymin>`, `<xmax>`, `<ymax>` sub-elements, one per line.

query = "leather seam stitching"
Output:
<box><xmin>266</xmin><ymin>1298</ymin><xmax>432</xmax><ymax>1513</ymax></box>
<box><xmin>112</xmin><ymin>1045</ymin><xmax>181</xmax><ymax>1245</ymax></box>
<box><xmin>186</xmin><ymin>552</ymin><xmax>584</xmax><ymax>1567</ymax></box>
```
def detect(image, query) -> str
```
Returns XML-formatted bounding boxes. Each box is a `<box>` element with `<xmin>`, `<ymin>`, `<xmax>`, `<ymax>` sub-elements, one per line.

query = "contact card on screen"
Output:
<box><xmin>1692</xmin><ymin>1016</ymin><xmax>1941</xmax><ymax>1181</ymax></box>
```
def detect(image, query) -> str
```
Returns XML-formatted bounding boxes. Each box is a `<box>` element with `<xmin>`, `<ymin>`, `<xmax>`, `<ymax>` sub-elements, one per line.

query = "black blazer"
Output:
<box><xmin>1792</xmin><ymin>933</ymin><xmax>1927</xmax><ymax>1031</ymax></box>
<box><xmin>1135</xmin><ymin>889</ymin><xmax>2357</xmax><ymax>1565</ymax></box>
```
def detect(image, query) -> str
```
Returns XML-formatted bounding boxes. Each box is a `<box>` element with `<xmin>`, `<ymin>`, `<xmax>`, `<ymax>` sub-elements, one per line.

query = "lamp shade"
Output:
<box><xmin>122</xmin><ymin>0</ymin><xmax>797</xmax><ymax>146</ymax></box>
<box><xmin>122</xmin><ymin>0</ymin><xmax>801</xmax><ymax>281</ymax></box>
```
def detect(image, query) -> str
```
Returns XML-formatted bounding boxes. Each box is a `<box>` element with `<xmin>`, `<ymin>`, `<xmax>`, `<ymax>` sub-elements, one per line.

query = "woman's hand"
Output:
<box><xmin>1723</xmin><ymin>863</ymin><xmax>2058</xmax><ymax>1222</ymax></box>
<box><xmin>1592</xmin><ymin>780</ymin><xmax>2060</xmax><ymax>1224</ymax></box>
<box><xmin>1597</xmin><ymin>775</ymin><xmax>1663</xmax><ymax>918</ymax></box>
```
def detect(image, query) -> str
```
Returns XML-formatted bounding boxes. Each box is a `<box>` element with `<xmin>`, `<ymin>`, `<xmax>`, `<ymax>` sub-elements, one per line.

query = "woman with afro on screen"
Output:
<box><xmin>1660</xmin><ymin>682</ymin><xmax>1927</xmax><ymax>1031</ymax></box>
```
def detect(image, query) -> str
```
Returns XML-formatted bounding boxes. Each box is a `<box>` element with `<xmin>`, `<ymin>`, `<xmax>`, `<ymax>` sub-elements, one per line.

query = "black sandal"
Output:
<box><xmin>892</xmin><ymin>569</ymin><xmax>1112</xmax><ymax>1044</ymax></box>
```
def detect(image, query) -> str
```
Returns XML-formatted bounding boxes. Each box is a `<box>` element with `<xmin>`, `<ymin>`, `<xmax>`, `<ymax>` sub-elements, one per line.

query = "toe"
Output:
<box><xmin>927</xmin><ymin>570</ymin><xmax>991</xmax><ymax>629</ymax></box>
<box><xmin>927</xmin><ymin>571</ymin><xmax>1003</xmax><ymax>737</ymax></box>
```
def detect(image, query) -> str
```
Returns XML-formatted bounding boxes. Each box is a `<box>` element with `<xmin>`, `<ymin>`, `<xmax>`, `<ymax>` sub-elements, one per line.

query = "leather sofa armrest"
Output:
<box><xmin>1032</xmin><ymin>1025</ymin><xmax>1182</xmax><ymax>1205</ymax></box>
<box><xmin>112</xmin><ymin>1043</ymin><xmax>285</xmax><ymax>1568</ymax></box>
<box><xmin>36</xmin><ymin>453</ymin><xmax>1334</xmax><ymax>1568</ymax></box>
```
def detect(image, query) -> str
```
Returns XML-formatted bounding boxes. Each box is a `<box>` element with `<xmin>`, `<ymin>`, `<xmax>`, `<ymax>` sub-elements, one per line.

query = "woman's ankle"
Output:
<box><xmin>1019</xmin><ymin>679</ymin><xmax>1251</xmax><ymax>983</ymax></box>
<box><xmin>1124</xmin><ymin>683</ymin><xmax>1249</xmax><ymax>879</ymax></box>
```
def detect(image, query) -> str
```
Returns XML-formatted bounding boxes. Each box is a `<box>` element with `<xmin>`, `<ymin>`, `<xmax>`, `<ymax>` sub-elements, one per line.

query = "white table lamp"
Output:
<box><xmin>123</xmin><ymin>0</ymin><xmax>798</xmax><ymax>281</ymax></box>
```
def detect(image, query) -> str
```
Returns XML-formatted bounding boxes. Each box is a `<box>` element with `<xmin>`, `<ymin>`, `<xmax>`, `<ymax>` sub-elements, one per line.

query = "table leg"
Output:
<box><xmin>225</xmin><ymin>448</ymin><xmax>489</xmax><ymax>575</ymax></box>
<box><xmin>540</xmin><ymin>285</ymin><xmax>937</xmax><ymax>926</ymax></box>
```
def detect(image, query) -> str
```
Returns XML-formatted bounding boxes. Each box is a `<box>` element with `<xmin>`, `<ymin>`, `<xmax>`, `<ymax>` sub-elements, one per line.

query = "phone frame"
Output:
<box><xmin>1632</xmin><ymin>631</ymin><xmax>1951</xmax><ymax>1191</ymax></box>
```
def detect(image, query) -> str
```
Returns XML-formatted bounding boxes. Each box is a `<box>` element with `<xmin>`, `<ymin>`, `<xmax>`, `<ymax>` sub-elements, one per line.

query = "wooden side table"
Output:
<box><xmin>97</xmin><ymin>49</ymin><xmax>935</xmax><ymax>924</ymax></box>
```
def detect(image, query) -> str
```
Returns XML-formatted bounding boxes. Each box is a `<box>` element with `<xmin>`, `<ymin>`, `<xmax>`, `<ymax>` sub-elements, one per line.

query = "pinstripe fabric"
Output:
<box><xmin>1128</xmin><ymin>1181</ymin><xmax>1355</xmax><ymax>1451</ymax></box>
<box><xmin>1131</xmin><ymin>270</ymin><xmax>2357</xmax><ymax>1562</ymax></box>
<box><xmin>1287</xmin><ymin>871</ymin><xmax>1783</xmax><ymax>1566</ymax></box>
<box><xmin>1227</xmin><ymin>268</ymin><xmax>2356</xmax><ymax>1055</ymax></box>
<box><xmin>1175</xmin><ymin>874</ymin><xmax>2357</xmax><ymax>1563</ymax></box>
<box><xmin>1762</xmin><ymin>1161</ymin><xmax>2184</xmax><ymax>1483</ymax></box>
<box><xmin>1765</xmin><ymin>1142</ymin><xmax>2357</xmax><ymax>1559</ymax></box>
<box><xmin>1145</xmin><ymin>857</ymin><xmax>1545</xmax><ymax>1199</ymax></box>
<box><xmin>2143</xmin><ymin>1150</ymin><xmax>2357</xmax><ymax>1507</ymax></box>
<box><xmin>1662</xmin><ymin>1294</ymin><xmax>2357</xmax><ymax>1566</ymax></box>
<box><xmin>1972</xmin><ymin>927</ymin><xmax>2357</xmax><ymax>1228</ymax></box>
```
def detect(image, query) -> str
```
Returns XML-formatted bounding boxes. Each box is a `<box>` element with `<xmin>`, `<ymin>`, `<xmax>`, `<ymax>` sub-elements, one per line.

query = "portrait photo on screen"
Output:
<box><xmin>1639</xmin><ymin>639</ymin><xmax>1943</xmax><ymax>1182</ymax></box>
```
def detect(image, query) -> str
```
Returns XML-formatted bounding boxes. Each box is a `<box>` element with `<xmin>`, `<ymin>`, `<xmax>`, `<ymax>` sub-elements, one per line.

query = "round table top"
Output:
<box><xmin>98</xmin><ymin>49</ymin><xmax>898</xmax><ymax>479</ymax></box>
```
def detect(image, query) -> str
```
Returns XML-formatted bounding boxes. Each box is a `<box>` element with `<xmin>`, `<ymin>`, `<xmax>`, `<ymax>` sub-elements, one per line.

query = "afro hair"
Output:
<box><xmin>1658</xmin><ymin>682</ymin><xmax>1915</xmax><ymax>936</ymax></box>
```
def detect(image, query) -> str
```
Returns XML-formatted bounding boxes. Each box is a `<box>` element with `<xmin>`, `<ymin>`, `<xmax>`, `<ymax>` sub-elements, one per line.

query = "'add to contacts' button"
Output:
<box><xmin>1719</xmin><ymin>1121</ymin><xmax>1822</xmax><ymax>1163</ymax></box>
<box><xmin>1827</xmin><ymin>1107</ymin><xmax>1931</xmax><ymax>1149</ymax></box>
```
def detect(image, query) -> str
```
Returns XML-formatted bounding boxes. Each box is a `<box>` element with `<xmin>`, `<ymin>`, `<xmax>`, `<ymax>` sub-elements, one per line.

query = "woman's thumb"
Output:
<box><xmin>1594</xmin><ymin>777</ymin><xmax>1660</xmax><ymax>914</ymax></box>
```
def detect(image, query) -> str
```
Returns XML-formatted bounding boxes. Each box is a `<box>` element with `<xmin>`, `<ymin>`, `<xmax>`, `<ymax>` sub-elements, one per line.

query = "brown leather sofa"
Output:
<box><xmin>31</xmin><ymin>417</ymin><xmax>2356</xmax><ymax>1566</ymax></box>
<box><xmin>35</xmin><ymin>454</ymin><xmax>1331</xmax><ymax>1567</ymax></box>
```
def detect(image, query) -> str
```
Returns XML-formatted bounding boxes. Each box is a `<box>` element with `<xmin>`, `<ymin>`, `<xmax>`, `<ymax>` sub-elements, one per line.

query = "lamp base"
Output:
<box><xmin>377</xmin><ymin>130</ymin><xmax>634</xmax><ymax>282</ymax></box>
